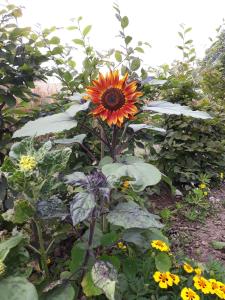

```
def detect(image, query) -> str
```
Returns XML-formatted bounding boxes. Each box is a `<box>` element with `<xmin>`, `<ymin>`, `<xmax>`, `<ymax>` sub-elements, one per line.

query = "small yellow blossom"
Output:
<box><xmin>209</xmin><ymin>279</ymin><xmax>220</xmax><ymax>294</ymax></box>
<box><xmin>47</xmin><ymin>258</ymin><xmax>51</xmax><ymax>265</ymax></box>
<box><xmin>169</xmin><ymin>273</ymin><xmax>180</xmax><ymax>285</ymax></box>
<box><xmin>0</xmin><ymin>260</ymin><xmax>6</xmax><ymax>275</ymax></box>
<box><xmin>19</xmin><ymin>155</ymin><xmax>37</xmax><ymax>172</ymax></box>
<box><xmin>181</xmin><ymin>287</ymin><xmax>200</xmax><ymax>300</ymax></box>
<box><xmin>194</xmin><ymin>267</ymin><xmax>202</xmax><ymax>276</ymax></box>
<box><xmin>117</xmin><ymin>242</ymin><xmax>127</xmax><ymax>251</ymax></box>
<box><xmin>199</xmin><ymin>183</ymin><xmax>206</xmax><ymax>189</ymax></box>
<box><xmin>122</xmin><ymin>180</ymin><xmax>130</xmax><ymax>189</ymax></box>
<box><xmin>216</xmin><ymin>282</ymin><xmax>225</xmax><ymax>299</ymax></box>
<box><xmin>220</xmin><ymin>172</ymin><xmax>224</xmax><ymax>180</ymax></box>
<box><xmin>204</xmin><ymin>191</ymin><xmax>208</xmax><ymax>196</ymax></box>
<box><xmin>183</xmin><ymin>263</ymin><xmax>194</xmax><ymax>273</ymax></box>
<box><xmin>193</xmin><ymin>275</ymin><xmax>210</xmax><ymax>294</ymax></box>
<box><xmin>151</xmin><ymin>240</ymin><xmax>170</xmax><ymax>252</ymax></box>
<box><xmin>153</xmin><ymin>271</ymin><xmax>173</xmax><ymax>289</ymax></box>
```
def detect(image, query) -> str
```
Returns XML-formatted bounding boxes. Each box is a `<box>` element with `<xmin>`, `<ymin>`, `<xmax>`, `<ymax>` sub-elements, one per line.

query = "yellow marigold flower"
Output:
<box><xmin>151</xmin><ymin>240</ymin><xmax>170</xmax><ymax>252</ymax></box>
<box><xmin>169</xmin><ymin>273</ymin><xmax>180</xmax><ymax>285</ymax></box>
<box><xmin>0</xmin><ymin>260</ymin><xmax>6</xmax><ymax>275</ymax></box>
<box><xmin>193</xmin><ymin>275</ymin><xmax>210</xmax><ymax>294</ymax></box>
<box><xmin>19</xmin><ymin>155</ymin><xmax>37</xmax><ymax>172</ymax></box>
<box><xmin>216</xmin><ymin>282</ymin><xmax>225</xmax><ymax>299</ymax></box>
<box><xmin>117</xmin><ymin>242</ymin><xmax>127</xmax><ymax>250</ymax></box>
<box><xmin>181</xmin><ymin>287</ymin><xmax>200</xmax><ymax>300</ymax></box>
<box><xmin>183</xmin><ymin>263</ymin><xmax>194</xmax><ymax>273</ymax></box>
<box><xmin>153</xmin><ymin>271</ymin><xmax>173</xmax><ymax>289</ymax></box>
<box><xmin>122</xmin><ymin>180</ymin><xmax>130</xmax><ymax>189</ymax></box>
<box><xmin>194</xmin><ymin>267</ymin><xmax>202</xmax><ymax>276</ymax></box>
<box><xmin>209</xmin><ymin>279</ymin><xmax>220</xmax><ymax>294</ymax></box>
<box><xmin>220</xmin><ymin>172</ymin><xmax>224</xmax><ymax>180</ymax></box>
<box><xmin>199</xmin><ymin>183</ymin><xmax>206</xmax><ymax>189</ymax></box>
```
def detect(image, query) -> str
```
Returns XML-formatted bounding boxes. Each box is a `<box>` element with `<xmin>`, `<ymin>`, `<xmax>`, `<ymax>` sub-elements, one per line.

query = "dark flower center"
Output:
<box><xmin>101</xmin><ymin>87</ymin><xmax>125</xmax><ymax>111</ymax></box>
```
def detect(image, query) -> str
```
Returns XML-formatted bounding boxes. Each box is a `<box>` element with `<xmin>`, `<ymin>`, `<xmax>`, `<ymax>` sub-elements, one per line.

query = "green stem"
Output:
<box><xmin>34</xmin><ymin>219</ymin><xmax>49</xmax><ymax>279</ymax></box>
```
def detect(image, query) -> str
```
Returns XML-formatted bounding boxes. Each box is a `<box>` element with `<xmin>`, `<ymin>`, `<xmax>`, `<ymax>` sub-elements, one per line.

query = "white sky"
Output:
<box><xmin>9</xmin><ymin>0</ymin><xmax>225</xmax><ymax>68</ymax></box>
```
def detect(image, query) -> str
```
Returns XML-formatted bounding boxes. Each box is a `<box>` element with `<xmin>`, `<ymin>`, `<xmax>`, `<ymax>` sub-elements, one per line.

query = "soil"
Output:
<box><xmin>150</xmin><ymin>183</ymin><xmax>225</xmax><ymax>266</ymax></box>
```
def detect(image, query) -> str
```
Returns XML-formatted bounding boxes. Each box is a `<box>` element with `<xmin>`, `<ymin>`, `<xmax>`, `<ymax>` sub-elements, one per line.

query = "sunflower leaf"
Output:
<box><xmin>107</xmin><ymin>201</ymin><xmax>163</xmax><ymax>230</ymax></box>
<box><xmin>143</xmin><ymin>101</ymin><xmax>212</xmax><ymax>119</ymax></box>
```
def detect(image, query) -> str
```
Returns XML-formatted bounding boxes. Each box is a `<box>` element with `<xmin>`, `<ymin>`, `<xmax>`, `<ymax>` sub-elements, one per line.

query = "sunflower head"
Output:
<box><xmin>86</xmin><ymin>71</ymin><xmax>142</xmax><ymax>127</ymax></box>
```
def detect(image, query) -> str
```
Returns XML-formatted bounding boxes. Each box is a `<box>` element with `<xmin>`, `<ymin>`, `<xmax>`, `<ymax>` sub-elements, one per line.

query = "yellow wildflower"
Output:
<box><xmin>181</xmin><ymin>287</ymin><xmax>200</xmax><ymax>300</ymax></box>
<box><xmin>204</xmin><ymin>191</ymin><xmax>208</xmax><ymax>196</ymax></box>
<box><xmin>193</xmin><ymin>275</ymin><xmax>210</xmax><ymax>294</ymax></box>
<box><xmin>169</xmin><ymin>273</ymin><xmax>180</xmax><ymax>285</ymax></box>
<box><xmin>194</xmin><ymin>267</ymin><xmax>202</xmax><ymax>276</ymax></box>
<box><xmin>122</xmin><ymin>180</ymin><xmax>130</xmax><ymax>189</ymax></box>
<box><xmin>183</xmin><ymin>263</ymin><xmax>194</xmax><ymax>273</ymax></box>
<box><xmin>216</xmin><ymin>282</ymin><xmax>225</xmax><ymax>299</ymax></box>
<box><xmin>209</xmin><ymin>279</ymin><xmax>220</xmax><ymax>295</ymax></box>
<box><xmin>153</xmin><ymin>271</ymin><xmax>173</xmax><ymax>289</ymax></box>
<box><xmin>199</xmin><ymin>183</ymin><xmax>206</xmax><ymax>189</ymax></box>
<box><xmin>0</xmin><ymin>260</ymin><xmax>6</xmax><ymax>275</ymax></box>
<box><xmin>19</xmin><ymin>155</ymin><xmax>37</xmax><ymax>172</ymax></box>
<box><xmin>117</xmin><ymin>242</ymin><xmax>127</xmax><ymax>251</ymax></box>
<box><xmin>151</xmin><ymin>240</ymin><xmax>170</xmax><ymax>252</ymax></box>
<box><xmin>47</xmin><ymin>258</ymin><xmax>51</xmax><ymax>265</ymax></box>
<box><xmin>220</xmin><ymin>172</ymin><xmax>224</xmax><ymax>180</ymax></box>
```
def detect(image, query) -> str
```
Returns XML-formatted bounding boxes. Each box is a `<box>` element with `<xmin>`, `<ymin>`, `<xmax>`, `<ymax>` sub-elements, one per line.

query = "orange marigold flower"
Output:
<box><xmin>209</xmin><ymin>279</ymin><xmax>220</xmax><ymax>294</ymax></box>
<box><xmin>181</xmin><ymin>287</ymin><xmax>200</xmax><ymax>300</ymax></box>
<box><xmin>216</xmin><ymin>282</ymin><xmax>225</xmax><ymax>299</ymax></box>
<box><xmin>193</xmin><ymin>275</ymin><xmax>210</xmax><ymax>294</ymax></box>
<box><xmin>86</xmin><ymin>70</ymin><xmax>142</xmax><ymax>127</ymax></box>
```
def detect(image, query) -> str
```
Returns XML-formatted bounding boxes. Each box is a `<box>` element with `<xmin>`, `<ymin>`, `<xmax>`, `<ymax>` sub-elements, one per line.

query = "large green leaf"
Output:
<box><xmin>42</xmin><ymin>283</ymin><xmax>75</xmax><ymax>300</ymax></box>
<box><xmin>102</xmin><ymin>156</ymin><xmax>161</xmax><ymax>191</ymax></box>
<box><xmin>0</xmin><ymin>234</ymin><xmax>24</xmax><ymax>261</ymax></box>
<box><xmin>81</xmin><ymin>272</ymin><xmax>102</xmax><ymax>297</ymax></box>
<box><xmin>91</xmin><ymin>261</ymin><xmax>118</xmax><ymax>300</ymax></box>
<box><xmin>107</xmin><ymin>202</ymin><xmax>163</xmax><ymax>229</ymax></box>
<box><xmin>13</xmin><ymin>102</ymin><xmax>89</xmax><ymax>138</ymax></box>
<box><xmin>143</xmin><ymin>101</ymin><xmax>212</xmax><ymax>119</ymax></box>
<box><xmin>155</xmin><ymin>252</ymin><xmax>172</xmax><ymax>272</ymax></box>
<box><xmin>54</xmin><ymin>134</ymin><xmax>86</xmax><ymax>145</ymax></box>
<box><xmin>70</xmin><ymin>192</ymin><xmax>95</xmax><ymax>226</ymax></box>
<box><xmin>128</xmin><ymin>124</ymin><xmax>166</xmax><ymax>133</ymax></box>
<box><xmin>0</xmin><ymin>276</ymin><xmax>38</xmax><ymax>300</ymax></box>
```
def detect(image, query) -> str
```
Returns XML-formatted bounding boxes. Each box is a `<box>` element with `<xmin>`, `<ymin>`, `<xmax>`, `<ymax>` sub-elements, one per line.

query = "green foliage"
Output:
<box><xmin>0</xmin><ymin>276</ymin><xmax>38</xmax><ymax>300</ymax></box>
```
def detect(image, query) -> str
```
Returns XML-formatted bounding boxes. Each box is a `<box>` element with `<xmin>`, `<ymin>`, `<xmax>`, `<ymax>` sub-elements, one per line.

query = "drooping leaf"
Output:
<box><xmin>54</xmin><ymin>134</ymin><xmax>86</xmax><ymax>145</ymax></box>
<box><xmin>69</xmin><ymin>243</ymin><xmax>86</xmax><ymax>273</ymax></box>
<box><xmin>0</xmin><ymin>276</ymin><xmax>38</xmax><ymax>300</ymax></box>
<box><xmin>0</xmin><ymin>234</ymin><xmax>24</xmax><ymax>261</ymax></box>
<box><xmin>81</xmin><ymin>272</ymin><xmax>102</xmax><ymax>297</ymax></box>
<box><xmin>0</xmin><ymin>173</ymin><xmax>7</xmax><ymax>209</ymax></box>
<box><xmin>83</xmin><ymin>25</ymin><xmax>92</xmax><ymax>37</ymax></box>
<box><xmin>102</xmin><ymin>156</ymin><xmax>161</xmax><ymax>191</ymax></box>
<box><xmin>64</xmin><ymin>171</ymin><xmax>87</xmax><ymax>185</ymax></box>
<box><xmin>70</xmin><ymin>192</ymin><xmax>95</xmax><ymax>226</ymax></box>
<box><xmin>121</xmin><ymin>16</ymin><xmax>129</xmax><ymax>28</ymax></box>
<box><xmin>155</xmin><ymin>252</ymin><xmax>172</xmax><ymax>272</ymax></box>
<box><xmin>107</xmin><ymin>201</ymin><xmax>163</xmax><ymax>229</ymax></box>
<box><xmin>91</xmin><ymin>261</ymin><xmax>118</xmax><ymax>300</ymax></box>
<box><xmin>130</xmin><ymin>58</ymin><xmax>141</xmax><ymax>71</ymax></box>
<box><xmin>115</xmin><ymin>51</ymin><xmax>122</xmax><ymax>62</ymax></box>
<box><xmin>36</xmin><ymin>196</ymin><xmax>68</xmax><ymax>220</ymax></box>
<box><xmin>13</xmin><ymin>102</ymin><xmax>89</xmax><ymax>138</ymax></box>
<box><xmin>143</xmin><ymin>101</ymin><xmax>212</xmax><ymax>119</ymax></box>
<box><xmin>42</xmin><ymin>283</ymin><xmax>75</xmax><ymax>300</ymax></box>
<box><xmin>128</xmin><ymin>124</ymin><xmax>166</xmax><ymax>133</ymax></box>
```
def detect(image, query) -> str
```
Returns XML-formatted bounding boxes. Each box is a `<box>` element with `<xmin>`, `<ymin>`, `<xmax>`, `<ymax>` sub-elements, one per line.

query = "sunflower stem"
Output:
<box><xmin>111</xmin><ymin>126</ymin><xmax>118</xmax><ymax>161</ymax></box>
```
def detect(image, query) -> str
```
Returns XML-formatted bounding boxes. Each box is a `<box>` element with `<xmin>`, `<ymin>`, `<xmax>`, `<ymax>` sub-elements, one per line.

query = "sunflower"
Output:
<box><xmin>86</xmin><ymin>71</ymin><xmax>142</xmax><ymax>126</ymax></box>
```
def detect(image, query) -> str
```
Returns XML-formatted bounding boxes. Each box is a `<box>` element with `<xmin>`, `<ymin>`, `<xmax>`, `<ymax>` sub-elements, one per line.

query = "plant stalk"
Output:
<box><xmin>34</xmin><ymin>219</ymin><xmax>50</xmax><ymax>279</ymax></box>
